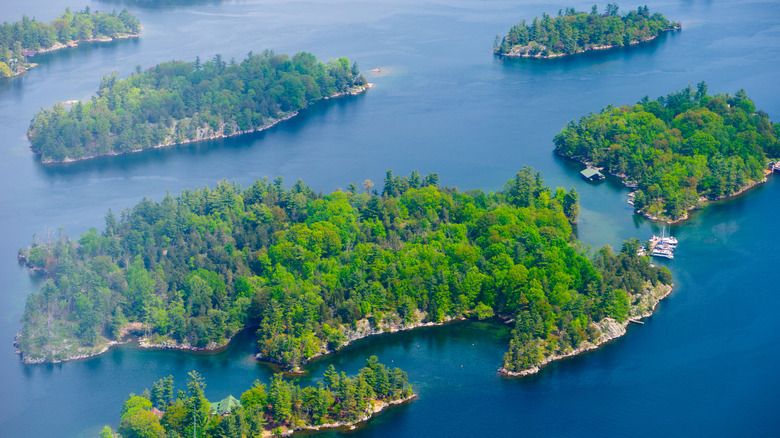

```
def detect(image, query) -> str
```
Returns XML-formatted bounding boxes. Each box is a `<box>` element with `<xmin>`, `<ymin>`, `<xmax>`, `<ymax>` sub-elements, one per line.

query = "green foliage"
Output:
<box><xmin>121</xmin><ymin>359</ymin><xmax>410</xmax><ymax>437</ymax></box>
<box><xmin>0</xmin><ymin>7</ymin><xmax>139</xmax><ymax>76</ymax></box>
<box><xmin>119</xmin><ymin>396</ymin><xmax>165</xmax><ymax>438</ymax></box>
<box><xmin>27</xmin><ymin>50</ymin><xmax>367</xmax><ymax>162</ymax></box>
<box><xmin>473</xmin><ymin>302</ymin><xmax>494</xmax><ymax>320</ymax></box>
<box><xmin>497</xmin><ymin>5</ymin><xmax>678</xmax><ymax>56</ymax></box>
<box><xmin>17</xmin><ymin>170</ymin><xmax>666</xmax><ymax>373</ymax></box>
<box><xmin>554</xmin><ymin>83</ymin><xmax>779</xmax><ymax>221</ymax></box>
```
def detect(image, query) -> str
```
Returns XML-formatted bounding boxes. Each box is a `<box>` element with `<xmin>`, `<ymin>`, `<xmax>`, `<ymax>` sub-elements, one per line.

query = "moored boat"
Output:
<box><xmin>652</xmin><ymin>248</ymin><xmax>674</xmax><ymax>259</ymax></box>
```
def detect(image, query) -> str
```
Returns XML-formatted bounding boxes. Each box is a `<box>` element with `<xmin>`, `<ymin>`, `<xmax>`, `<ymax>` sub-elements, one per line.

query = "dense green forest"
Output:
<box><xmin>0</xmin><ymin>7</ymin><xmax>140</xmax><ymax>77</ymax></box>
<box><xmin>495</xmin><ymin>4</ymin><xmax>678</xmax><ymax>57</ymax></box>
<box><xmin>27</xmin><ymin>50</ymin><xmax>368</xmax><ymax>163</ymax></box>
<box><xmin>17</xmin><ymin>169</ymin><xmax>670</xmax><ymax>373</ymax></box>
<box><xmin>101</xmin><ymin>357</ymin><xmax>413</xmax><ymax>438</ymax></box>
<box><xmin>554</xmin><ymin>83</ymin><xmax>780</xmax><ymax>221</ymax></box>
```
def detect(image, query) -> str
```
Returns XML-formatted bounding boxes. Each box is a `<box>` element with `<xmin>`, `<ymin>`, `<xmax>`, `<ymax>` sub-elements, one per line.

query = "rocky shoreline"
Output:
<box><xmin>497</xmin><ymin>25</ymin><xmax>680</xmax><ymax>59</ymax></box>
<box><xmin>499</xmin><ymin>282</ymin><xmax>673</xmax><ymax>377</ymax></box>
<box><xmin>15</xmin><ymin>331</ymin><xmax>128</xmax><ymax>364</ymax></box>
<box><xmin>38</xmin><ymin>83</ymin><xmax>373</xmax><ymax>164</ymax></box>
<box><xmin>15</xmin><ymin>320</ymin><xmax>235</xmax><ymax>364</ymax></box>
<box><xmin>259</xmin><ymin>310</ymin><xmax>463</xmax><ymax>373</ymax></box>
<box><xmin>272</xmin><ymin>394</ymin><xmax>417</xmax><ymax>437</ymax></box>
<box><xmin>9</xmin><ymin>33</ymin><xmax>140</xmax><ymax>78</ymax></box>
<box><xmin>559</xmin><ymin>152</ymin><xmax>769</xmax><ymax>224</ymax></box>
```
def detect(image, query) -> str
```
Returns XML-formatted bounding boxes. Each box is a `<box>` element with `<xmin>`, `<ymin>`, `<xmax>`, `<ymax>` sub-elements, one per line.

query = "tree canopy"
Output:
<box><xmin>554</xmin><ymin>83</ymin><xmax>779</xmax><ymax>221</ymax></box>
<box><xmin>0</xmin><ymin>7</ymin><xmax>140</xmax><ymax>77</ymax></box>
<box><xmin>107</xmin><ymin>357</ymin><xmax>412</xmax><ymax>437</ymax></box>
<box><xmin>495</xmin><ymin>4</ymin><xmax>678</xmax><ymax>57</ymax></box>
<box><xmin>17</xmin><ymin>169</ymin><xmax>669</xmax><ymax>373</ymax></box>
<box><xmin>27</xmin><ymin>50</ymin><xmax>367</xmax><ymax>162</ymax></box>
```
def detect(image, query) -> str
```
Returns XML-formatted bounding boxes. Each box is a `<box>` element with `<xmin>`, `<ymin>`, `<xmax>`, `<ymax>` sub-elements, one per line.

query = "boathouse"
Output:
<box><xmin>580</xmin><ymin>168</ymin><xmax>605</xmax><ymax>181</ymax></box>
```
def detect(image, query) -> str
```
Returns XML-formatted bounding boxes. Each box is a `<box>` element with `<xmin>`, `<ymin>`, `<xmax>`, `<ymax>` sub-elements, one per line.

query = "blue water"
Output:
<box><xmin>1</xmin><ymin>0</ymin><xmax>779</xmax><ymax>436</ymax></box>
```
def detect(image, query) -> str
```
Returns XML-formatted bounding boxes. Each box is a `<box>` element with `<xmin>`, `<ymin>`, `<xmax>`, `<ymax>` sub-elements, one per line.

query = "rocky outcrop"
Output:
<box><xmin>500</xmin><ymin>282</ymin><xmax>673</xmax><ymax>377</ymax></box>
<box><xmin>277</xmin><ymin>394</ymin><xmax>417</xmax><ymax>436</ymax></box>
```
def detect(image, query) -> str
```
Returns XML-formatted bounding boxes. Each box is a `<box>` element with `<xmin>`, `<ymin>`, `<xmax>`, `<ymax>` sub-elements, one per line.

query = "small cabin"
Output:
<box><xmin>210</xmin><ymin>395</ymin><xmax>241</xmax><ymax>417</ymax></box>
<box><xmin>580</xmin><ymin>168</ymin><xmax>605</xmax><ymax>181</ymax></box>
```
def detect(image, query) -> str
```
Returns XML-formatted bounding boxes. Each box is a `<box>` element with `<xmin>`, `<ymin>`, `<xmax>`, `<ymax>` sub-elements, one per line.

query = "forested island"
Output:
<box><xmin>0</xmin><ymin>7</ymin><xmax>140</xmax><ymax>78</ymax></box>
<box><xmin>99</xmin><ymin>357</ymin><xmax>414</xmax><ymax>438</ymax></box>
<box><xmin>27</xmin><ymin>51</ymin><xmax>369</xmax><ymax>163</ymax></box>
<box><xmin>495</xmin><ymin>4</ymin><xmax>679</xmax><ymax>58</ymax></box>
<box><xmin>16</xmin><ymin>169</ymin><xmax>671</xmax><ymax>376</ymax></box>
<box><xmin>554</xmin><ymin>83</ymin><xmax>780</xmax><ymax>222</ymax></box>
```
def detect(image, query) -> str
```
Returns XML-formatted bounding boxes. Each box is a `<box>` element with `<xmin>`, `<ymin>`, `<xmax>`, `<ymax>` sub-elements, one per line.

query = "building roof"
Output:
<box><xmin>210</xmin><ymin>395</ymin><xmax>241</xmax><ymax>417</ymax></box>
<box><xmin>150</xmin><ymin>407</ymin><xmax>164</xmax><ymax>420</ymax></box>
<box><xmin>580</xmin><ymin>168</ymin><xmax>604</xmax><ymax>180</ymax></box>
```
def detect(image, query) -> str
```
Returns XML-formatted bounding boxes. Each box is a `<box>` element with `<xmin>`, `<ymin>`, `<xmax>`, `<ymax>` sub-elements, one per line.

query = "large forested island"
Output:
<box><xmin>16</xmin><ymin>169</ymin><xmax>671</xmax><ymax>376</ymax></box>
<box><xmin>495</xmin><ymin>4</ymin><xmax>679</xmax><ymax>58</ymax></box>
<box><xmin>0</xmin><ymin>7</ymin><xmax>140</xmax><ymax>78</ymax></box>
<box><xmin>554</xmin><ymin>83</ymin><xmax>780</xmax><ymax>222</ymax></box>
<box><xmin>101</xmin><ymin>358</ymin><xmax>413</xmax><ymax>438</ymax></box>
<box><xmin>27</xmin><ymin>51</ymin><xmax>369</xmax><ymax>163</ymax></box>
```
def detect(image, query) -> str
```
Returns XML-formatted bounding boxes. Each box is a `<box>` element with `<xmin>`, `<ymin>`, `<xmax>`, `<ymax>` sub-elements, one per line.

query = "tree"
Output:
<box><xmin>119</xmin><ymin>396</ymin><xmax>165</xmax><ymax>438</ymax></box>
<box><xmin>186</xmin><ymin>371</ymin><xmax>210</xmax><ymax>437</ymax></box>
<box><xmin>562</xmin><ymin>188</ymin><xmax>580</xmax><ymax>222</ymax></box>
<box><xmin>363</xmin><ymin>179</ymin><xmax>374</xmax><ymax>195</ymax></box>
<box><xmin>119</xmin><ymin>409</ymin><xmax>166</xmax><ymax>438</ymax></box>
<box><xmin>0</xmin><ymin>62</ymin><xmax>11</xmax><ymax>77</ymax></box>
<box><xmin>268</xmin><ymin>373</ymin><xmax>292</xmax><ymax>424</ymax></box>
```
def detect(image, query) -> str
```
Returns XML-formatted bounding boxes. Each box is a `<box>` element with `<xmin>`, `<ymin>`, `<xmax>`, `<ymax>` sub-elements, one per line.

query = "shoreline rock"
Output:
<box><xmin>499</xmin><ymin>282</ymin><xmax>673</xmax><ymax>377</ymax></box>
<box><xmin>559</xmin><ymin>152</ymin><xmax>769</xmax><ymax>224</ymax></box>
<box><xmin>274</xmin><ymin>394</ymin><xmax>417</xmax><ymax>437</ymax></box>
<box><xmin>37</xmin><ymin>83</ymin><xmax>373</xmax><ymax>164</ymax></box>
<box><xmin>496</xmin><ymin>26</ymin><xmax>680</xmax><ymax>59</ymax></box>
<box><xmin>257</xmin><ymin>309</ymin><xmax>464</xmax><ymax>372</ymax></box>
<box><xmin>15</xmin><ymin>320</ymin><xmax>236</xmax><ymax>364</ymax></box>
<box><xmin>8</xmin><ymin>33</ymin><xmax>140</xmax><ymax>78</ymax></box>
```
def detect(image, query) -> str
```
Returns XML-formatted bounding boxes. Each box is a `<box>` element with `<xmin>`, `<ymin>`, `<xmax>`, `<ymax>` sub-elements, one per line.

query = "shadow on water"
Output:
<box><xmin>34</xmin><ymin>92</ymin><xmax>369</xmax><ymax>180</ymax></box>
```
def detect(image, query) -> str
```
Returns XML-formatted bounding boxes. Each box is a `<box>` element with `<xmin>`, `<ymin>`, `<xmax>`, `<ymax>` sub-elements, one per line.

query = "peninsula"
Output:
<box><xmin>495</xmin><ymin>4</ymin><xmax>679</xmax><ymax>58</ymax></box>
<box><xmin>0</xmin><ymin>7</ymin><xmax>140</xmax><ymax>78</ymax></box>
<box><xmin>101</xmin><ymin>357</ymin><xmax>414</xmax><ymax>438</ymax></box>
<box><xmin>16</xmin><ymin>168</ymin><xmax>670</xmax><ymax>376</ymax></box>
<box><xmin>27</xmin><ymin>51</ymin><xmax>369</xmax><ymax>163</ymax></box>
<box><xmin>554</xmin><ymin>82</ymin><xmax>780</xmax><ymax>223</ymax></box>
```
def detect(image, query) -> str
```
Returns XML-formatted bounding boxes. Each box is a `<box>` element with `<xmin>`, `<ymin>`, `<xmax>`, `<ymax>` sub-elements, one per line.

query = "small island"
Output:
<box><xmin>0</xmin><ymin>7</ymin><xmax>140</xmax><ymax>78</ymax></box>
<box><xmin>16</xmin><ymin>168</ymin><xmax>670</xmax><ymax>376</ymax></box>
<box><xmin>554</xmin><ymin>82</ymin><xmax>780</xmax><ymax>223</ymax></box>
<box><xmin>27</xmin><ymin>51</ymin><xmax>369</xmax><ymax>163</ymax></box>
<box><xmin>495</xmin><ymin>4</ymin><xmax>679</xmax><ymax>58</ymax></box>
<box><xmin>98</xmin><ymin>357</ymin><xmax>414</xmax><ymax>438</ymax></box>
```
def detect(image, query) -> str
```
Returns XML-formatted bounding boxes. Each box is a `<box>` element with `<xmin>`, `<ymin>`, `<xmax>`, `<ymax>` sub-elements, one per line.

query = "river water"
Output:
<box><xmin>1</xmin><ymin>0</ymin><xmax>779</xmax><ymax>436</ymax></box>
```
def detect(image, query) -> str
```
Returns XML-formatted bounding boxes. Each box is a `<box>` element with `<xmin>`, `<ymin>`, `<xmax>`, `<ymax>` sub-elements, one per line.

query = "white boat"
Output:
<box><xmin>654</xmin><ymin>242</ymin><xmax>675</xmax><ymax>251</ymax></box>
<box><xmin>652</xmin><ymin>248</ymin><xmax>674</xmax><ymax>259</ymax></box>
<box><xmin>652</xmin><ymin>227</ymin><xmax>677</xmax><ymax>247</ymax></box>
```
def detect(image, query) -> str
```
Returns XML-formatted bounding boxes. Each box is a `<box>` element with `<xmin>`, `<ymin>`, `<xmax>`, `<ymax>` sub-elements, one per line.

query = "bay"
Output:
<box><xmin>0</xmin><ymin>0</ymin><xmax>779</xmax><ymax>436</ymax></box>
